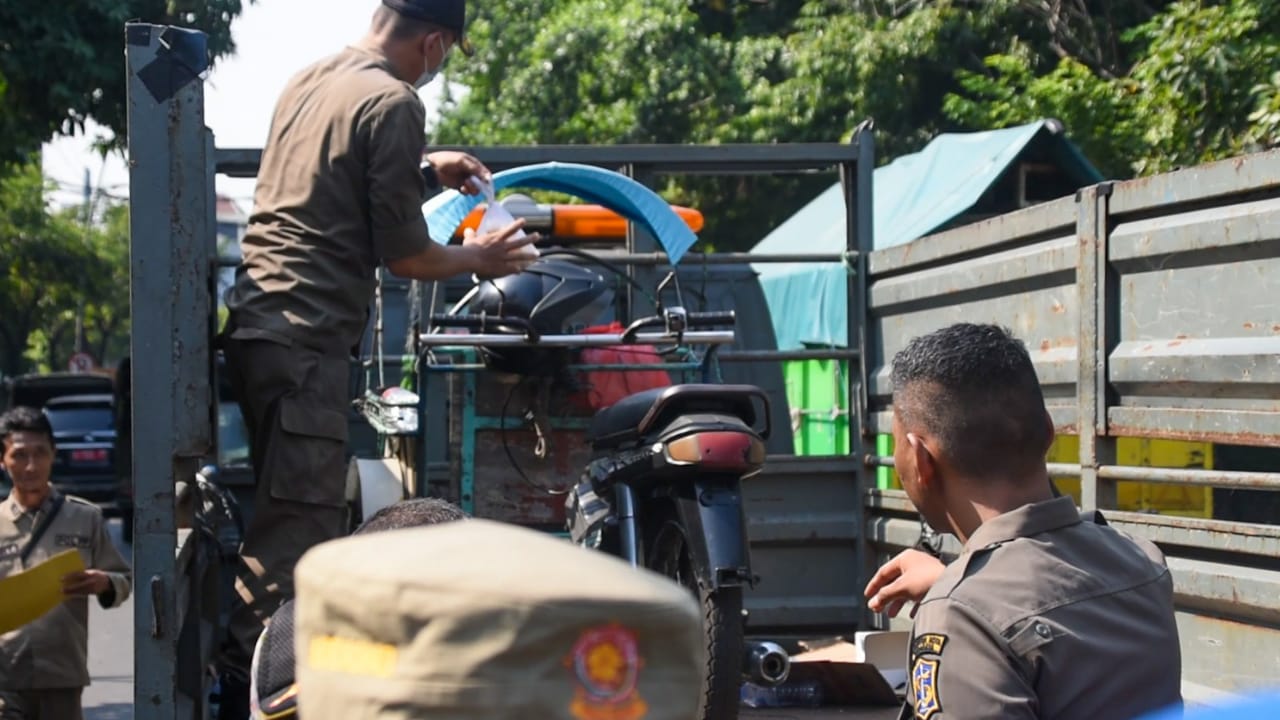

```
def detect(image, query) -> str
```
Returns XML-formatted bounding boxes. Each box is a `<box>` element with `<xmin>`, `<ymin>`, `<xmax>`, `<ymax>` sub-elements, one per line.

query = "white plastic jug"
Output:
<box><xmin>470</xmin><ymin>176</ymin><xmax>539</xmax><ymax>270</ymax></box>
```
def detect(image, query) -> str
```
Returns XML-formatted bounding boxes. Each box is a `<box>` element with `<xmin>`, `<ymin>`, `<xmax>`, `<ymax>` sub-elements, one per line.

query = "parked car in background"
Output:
<box><xmin>3</xmin><ymin>372</ymin><xmax>115</xmax><ymax>412</ymax></box>
<box><xmin>44</xmin><ymin>393</ymin><xmax>119</xmax><ymax>506</ymax></box>
<box><xmin>115</xmin><ymin>353</ymin><xmax>255</xmax><ymax>543</ymax></box>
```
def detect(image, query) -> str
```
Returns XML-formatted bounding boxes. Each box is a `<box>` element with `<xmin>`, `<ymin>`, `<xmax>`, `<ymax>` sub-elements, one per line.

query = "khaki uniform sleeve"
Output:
<box><xmin>92</xmin><ymin>510</ymin><xmax>132</xmax><ymax>609</ymax></box>
<box><xmin>363</xmin><ymin>93</ymin><xmax>432</xmax><ymax>262</ymax></box>
<box><xmin>903</xmin><ymin>597</ymin><xmax>1037</xmax><ymax>720</ymax></box>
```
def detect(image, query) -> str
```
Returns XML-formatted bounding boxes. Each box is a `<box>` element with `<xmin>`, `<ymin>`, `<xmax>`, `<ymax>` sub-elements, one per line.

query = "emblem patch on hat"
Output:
<box><xmin>566</xmin><ymin>623</ymin><xmax>648</xmax><ymax>720</ymax></box>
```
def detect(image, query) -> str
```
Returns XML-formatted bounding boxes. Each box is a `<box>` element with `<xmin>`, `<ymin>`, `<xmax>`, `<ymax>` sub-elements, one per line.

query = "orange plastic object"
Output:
<box><xmin>553</xmin><ymin>204</ymin><xmax>704</xmax><ymax>237</ymax></box>
<box><xmin>452</xmin><ymin>204</ymin><xmax>704</xmax><ymax>239</ymax></box>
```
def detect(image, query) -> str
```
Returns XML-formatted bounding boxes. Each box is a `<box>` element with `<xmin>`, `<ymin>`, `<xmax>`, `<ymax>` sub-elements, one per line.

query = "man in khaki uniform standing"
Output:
<box><xmin>291</xmin><ymin>518</ymin><xmax>705</xmax><ymax>720</ymax></box>
<box><xmin>217</xmin><ymin>0</ymin><xmax>538</xmax><ymax>713</ymax></box>
<box><xmin>864</xmin><ymin>323</ymin><xmax>1181</xmax><ymax>720</ymax></box>
<box><xmin>0</xmin><ymin>407</ymin><xmax>132</xmax><ymax>720</ymax></box>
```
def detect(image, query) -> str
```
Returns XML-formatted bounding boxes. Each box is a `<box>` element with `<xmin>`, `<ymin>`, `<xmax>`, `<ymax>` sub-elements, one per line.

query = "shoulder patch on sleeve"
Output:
<box><xmin>910</xmin><ymin>633</ymin><xmax>947</xmax><ymax>720</ymax></box>
<box><xmin>911</xmin><ymin>655</ymin><xmax>942</xmax><ymax>717</ymax></box>
<box><xmin>912</xmin><ymin>633</ymin><xmax>947</xmax><ymax>658</ymax></box>
<box><xmin>911</xmin><ymin>655</ymin><xmax>942</xmax><ymax>720</ymax></box>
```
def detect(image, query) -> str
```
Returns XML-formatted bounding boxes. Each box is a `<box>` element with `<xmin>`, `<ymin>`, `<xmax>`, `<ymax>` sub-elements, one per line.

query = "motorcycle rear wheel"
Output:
<box><xmin>649</xmin><ymin>519</ymin><xmax>744</xmax><ymax>720</ymax></box>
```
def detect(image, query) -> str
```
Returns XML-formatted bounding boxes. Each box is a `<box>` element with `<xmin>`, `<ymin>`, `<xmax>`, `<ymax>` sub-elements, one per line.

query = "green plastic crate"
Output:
<box><xmin>782</xmin><ymin>357</ymin><xmax>898</xmax><ymax>490</ymax></box>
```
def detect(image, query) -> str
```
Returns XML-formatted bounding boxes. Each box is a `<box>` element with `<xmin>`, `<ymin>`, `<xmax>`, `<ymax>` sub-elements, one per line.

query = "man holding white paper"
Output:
<box><xmin>0</xmin><ymin>406</ymin><xmax>132</xmax><ymax>720</ymax></box>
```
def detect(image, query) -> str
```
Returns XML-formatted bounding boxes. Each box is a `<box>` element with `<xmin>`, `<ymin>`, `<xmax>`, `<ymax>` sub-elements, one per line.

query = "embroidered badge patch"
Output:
<box><xmin>54</xmin><ymin>534</ymin><xmax>90</xmax><ymax>549</ymax></box>
<box><xmin>912</xmin><ymin>656</ymin><xmax>942</xmax><ymax>720</ymax></box>
<box><xmin>913</xmin><ymin>633</ymin><xmax>948</xmax><ymax>657</ymax></box>
<box><xmin>566</xmin><ymin>623</ymin><xmax>648</xmax><ymax>720</ymax></box>
<box><xmin>910</xmin><ymin>633</ymin><xmax>947</xmax><ymax>720</ymax></box>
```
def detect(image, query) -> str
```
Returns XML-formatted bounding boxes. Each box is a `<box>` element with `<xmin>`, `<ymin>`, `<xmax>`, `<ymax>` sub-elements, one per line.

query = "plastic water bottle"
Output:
<box><xmin>740</xmin><ymin>679</ymin><xmax>824</xmax><ymax>708</ymax></box>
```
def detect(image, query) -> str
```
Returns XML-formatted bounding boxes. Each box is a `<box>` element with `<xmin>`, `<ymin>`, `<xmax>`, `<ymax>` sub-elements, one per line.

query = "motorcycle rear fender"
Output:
<box><xmin>669</xmin><ymin>476</ymin><xmax>753</xmax><ymax>592</ymax></box>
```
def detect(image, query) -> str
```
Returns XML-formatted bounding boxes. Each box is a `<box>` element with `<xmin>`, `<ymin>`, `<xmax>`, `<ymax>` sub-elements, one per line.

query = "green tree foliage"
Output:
<box><xmin>0</xmin><ymin>164</ymin><xmax>131</xmax><ymax>377</ymax></box>
<box><xmin>434</xmin><ymin>0</ymin><xmax>1276</xmax><ymax>250</ymax></box>
<box><xmin>0</xmin><ymin>0</ymin><xmax>253</xmax><ymax>167</ymax></box>
<box><xmin>944</xmin><ymin>0</ymin><xmax>1280</xmax><ymax>176</ymax></box>
<box><xmin>80</xmin><ymin>204</ymin><xmax>132</xmax><ymax>369</ymax></box>
<box><xmin>0</xmin><ymin>164</ymin><xmax>92</xmax><ymax>376</ymax></box>
<box><xmin>5</xmin><ymin>1</ymin><xmax>1275</xmax><ymax>373</ymax></box>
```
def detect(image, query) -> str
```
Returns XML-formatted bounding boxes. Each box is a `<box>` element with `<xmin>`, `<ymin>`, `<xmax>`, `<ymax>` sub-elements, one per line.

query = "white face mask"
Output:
<box><xmin>414</xmin><ymin>36</ymin><xmax>448</xmax><ymax>89</ymax></box>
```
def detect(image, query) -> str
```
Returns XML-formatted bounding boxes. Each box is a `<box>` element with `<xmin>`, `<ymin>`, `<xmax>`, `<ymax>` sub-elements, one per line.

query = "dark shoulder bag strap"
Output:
<box><xmin>19</xmin><ymin>494</ymin><xmax>66</xmax><ymax>564</ymax></box>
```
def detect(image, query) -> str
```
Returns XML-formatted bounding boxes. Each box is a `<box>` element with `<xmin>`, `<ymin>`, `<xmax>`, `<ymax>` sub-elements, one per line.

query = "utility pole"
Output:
<box><xmin>75</xmin><ymin>168</ymin><xmax>90</xmax><ymax>355</ymax></box>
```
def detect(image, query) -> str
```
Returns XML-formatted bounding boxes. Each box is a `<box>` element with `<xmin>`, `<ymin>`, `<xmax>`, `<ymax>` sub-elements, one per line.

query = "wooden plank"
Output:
<box><xmin>470</xmin><ymin>427</ymin><xmax>586</xmax><ymax>527</ymax></box>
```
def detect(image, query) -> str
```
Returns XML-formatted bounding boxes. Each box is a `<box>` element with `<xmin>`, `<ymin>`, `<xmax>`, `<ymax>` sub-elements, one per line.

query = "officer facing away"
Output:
<box><xmin>864</xmin><ymin>323</ymin><xmax>1182</xmax><ymax>720</ymax></box>
<box><xmin>291</xmin><ymin>518</ymin><xmax>705</xmax><ymax>720</ymax></box>
<box><xmin>217</xmin><ymin>0</ymin><xmax>538</xmax><ymax>712</ymax></box>
<box><xmin>0</xmin><ymin>407</ymin><xmax>132</xmax><ymax>720</ymax></box>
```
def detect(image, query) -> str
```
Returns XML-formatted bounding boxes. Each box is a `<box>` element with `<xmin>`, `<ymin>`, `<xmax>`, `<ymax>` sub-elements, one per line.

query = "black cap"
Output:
<box><xmin>382</xmin><ymin>0</ymin><xmax>474</xmax><ymax>56</ymax></box>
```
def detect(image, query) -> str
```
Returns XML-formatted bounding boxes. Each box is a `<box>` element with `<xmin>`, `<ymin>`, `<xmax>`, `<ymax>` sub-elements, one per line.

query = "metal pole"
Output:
<box><xmin>416</xmin><ymin>331</ymin><xmax>737</xmax><ymax>348</ymax></box>
<box><xmin>622</xmin><ymin>163</ymin><xmax>659</xmax><ymax>320</ymax></box>
<box><xmin>862</xmin><ymin>453</ymin><xmax>1280</xmax><ymax>490</ymax></box>
<box><xmin>372</xmin><ymin>348</ymin><xmax>862</xmax><ymax>364</ymax></box>
<box><xmin>717</xmin><ymin>349</ymin><xmax>862</xmax><ymax>363</ymax></box>
<box><xmin>215</xmin><ymin>143</ymin><xmax>866</xmax><ymax>177</ymax></box>
<box><xmin>1097</xmin><ymin>465</ymin><xmax>1280</xmax><ymax>490</ymax></box>
<box><xmin>593</xmin><ymin>252</ymin><xmax>854</xmax><ymax>266</ymax></box>
<box><xmin>416</xmin><ymin>355</ymin><xmax>430</xmax><ymax>499</ymax></box>
<box><xmin>1076</xmin><ymin>183</ymin><xmax>1118</xmax><ymax>512</ymax></box>
<box><xmin>126</xmin><ymin>22</ymin><xmax>214</xmax><ymax>719</ymax></box>
<box><xmin>847</xmin><ymin>123</ymin><xmax>875</xmax><ymax>628</ymax></box>
<box><xmin>867</xmin><ymin>454</ymin><xmax>1084</xmax><ymax>479</ymax></box>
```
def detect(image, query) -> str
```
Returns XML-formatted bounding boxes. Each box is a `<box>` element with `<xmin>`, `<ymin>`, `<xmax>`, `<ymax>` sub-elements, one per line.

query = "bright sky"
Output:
<box><xmin>41</xmin><ymin>0</ymin><xmax>456</xmax><ymax>210</ymax></box>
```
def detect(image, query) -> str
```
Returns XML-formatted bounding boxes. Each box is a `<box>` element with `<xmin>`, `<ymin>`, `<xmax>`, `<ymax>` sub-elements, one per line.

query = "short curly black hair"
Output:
<box><xmin>890</xmin><ymin>323</ymin><xmax>1052</xmax><ymax>480</ymax></box>
<box><xmin>353</xmin><ymin>497</ymin><xmax>469</xmax><ymax>535</ymax></box>
<box><xmin>0</xmin><ymin>406</ymin><xmax>55</xmax><ymax>453</ymax></box>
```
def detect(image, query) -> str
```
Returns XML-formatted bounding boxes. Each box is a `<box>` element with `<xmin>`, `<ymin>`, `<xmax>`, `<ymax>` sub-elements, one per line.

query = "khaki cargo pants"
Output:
<box><xmin>221</xmin><ymin>335</ymin><xmax>350</xmax><ymax>673</ymax></box>
<box><xmin>0</xmin><ymin>689</ymin><xmax>83</xmax><ymax>720</ymax></box>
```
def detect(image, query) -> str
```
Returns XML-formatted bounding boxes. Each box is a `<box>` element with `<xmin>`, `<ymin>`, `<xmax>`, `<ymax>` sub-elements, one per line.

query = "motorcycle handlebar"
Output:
<box><xmin>429</xmin><ymin>310</ymin><xmax>733</xmax><ymax>334</ymax></box>
<box><xmin>686</xmin><ymin>311</ymin><xmax>735</xmax><ymax>327</ymax></box>
<box><xmin>618</xmin><ymin>310</ymin><xmax>734</xmax><ymax>343</ymax></box>
<box><xmin>427</xmin><ymin>314</ymin><xmax>533</xmax><ymax>333</ymax></box>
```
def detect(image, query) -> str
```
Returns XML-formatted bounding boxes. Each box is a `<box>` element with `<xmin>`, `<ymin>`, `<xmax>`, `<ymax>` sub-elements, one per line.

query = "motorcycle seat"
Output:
<box><xmin>586</xmin><ymin>384</ymin><xmax>767</xmax><ymax>450</ymax></box>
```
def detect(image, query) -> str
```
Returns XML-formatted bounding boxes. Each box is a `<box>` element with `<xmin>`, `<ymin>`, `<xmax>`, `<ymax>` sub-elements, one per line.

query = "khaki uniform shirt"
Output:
<box><xmin>0</xmin><ymin>491</ymin><xmax>133</xmax><ymax>689</ymax></box>
<box><xmin>904</xmin><ymin>497</ymin><xmax>1181</xmax><ymax>720</ymax></box>
<box><xmin>224</xmin><ymin>45</ymin><xmax>433</xmax><ymax>354</ymax></box>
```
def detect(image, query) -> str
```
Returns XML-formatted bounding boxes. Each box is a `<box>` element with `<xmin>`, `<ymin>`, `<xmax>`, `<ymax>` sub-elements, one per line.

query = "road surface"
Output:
<box><xmin>84</xmin><ymin>518</ymin><xmax>134</xmax><ymax>720</ymax></box>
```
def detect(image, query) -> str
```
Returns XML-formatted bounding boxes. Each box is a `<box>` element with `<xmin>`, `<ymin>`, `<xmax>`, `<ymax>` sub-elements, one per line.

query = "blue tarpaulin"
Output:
<box><xmin>751</xmin><ymin>120</ymin><xmax>1102</xmax><ymax>350</ymax></box>
<box><xmin>1138</xmin><ymin>691</ymin><xmax>1280</xmax><ymax>720</ymax></box>
<box><xmin>423</xmin><ymin>162</ymin><xmax>700</xmax><ymax>264</ymax></box>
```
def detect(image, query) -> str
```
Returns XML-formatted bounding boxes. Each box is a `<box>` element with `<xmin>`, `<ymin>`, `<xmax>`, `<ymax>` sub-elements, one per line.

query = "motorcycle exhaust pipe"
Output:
<box><xmin>743</xmin><ymin>641</ymin><xmax>791</xmax><ymax>686</ymax></box>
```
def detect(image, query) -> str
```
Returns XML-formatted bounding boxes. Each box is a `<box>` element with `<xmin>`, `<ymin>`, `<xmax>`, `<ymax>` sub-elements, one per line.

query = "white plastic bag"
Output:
<box><xmin>470</xmin><ymin>176</ymin><xmax>539</xmax><ymax>270</ymax></box>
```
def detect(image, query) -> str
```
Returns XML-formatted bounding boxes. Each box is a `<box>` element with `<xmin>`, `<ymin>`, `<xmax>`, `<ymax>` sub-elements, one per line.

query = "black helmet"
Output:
<box><xmin>462</xmin><ymin>257</ymin><xmax>614</xmax><ymax>375</ymax></box>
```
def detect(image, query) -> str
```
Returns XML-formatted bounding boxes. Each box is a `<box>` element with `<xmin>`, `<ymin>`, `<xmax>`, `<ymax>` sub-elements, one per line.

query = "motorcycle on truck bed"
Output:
<box><xmin>356</xmin><ymin>181</ymin><xmax>794</xmax><ymax>720</ymax></box>
<box><xmin>124</xmin><ymin>29</ymin><xmax>1280</xmax><ymax>710</ymax></box>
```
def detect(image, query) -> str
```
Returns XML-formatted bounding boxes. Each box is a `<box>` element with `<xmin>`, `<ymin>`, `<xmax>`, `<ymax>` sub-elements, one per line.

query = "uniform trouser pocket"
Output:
<box><xmin>263</xmin><ymin>395</ymin><xmax>349</xmax><ymax>508</ymax></box>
